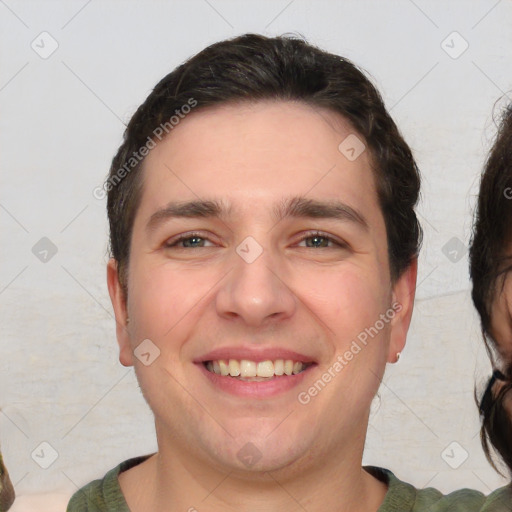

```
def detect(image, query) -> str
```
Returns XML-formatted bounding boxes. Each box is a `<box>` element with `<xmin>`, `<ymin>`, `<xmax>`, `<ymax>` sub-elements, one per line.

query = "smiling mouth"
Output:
<box><xmin>203</xmin><ymin>359</ymin><xmax>313</xmax><ymax>380</ymax></box>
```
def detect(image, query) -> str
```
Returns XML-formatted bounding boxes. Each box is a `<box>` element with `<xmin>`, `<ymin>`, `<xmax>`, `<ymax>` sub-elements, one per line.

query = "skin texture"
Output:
<box><xmin>490</xmin><ymin>272</ymin><xmax>512</xmax><ymax>366</ymax></box>
<box><xmin>107</xmin><ymin>101</ymin><xmax>417</xmax><ymax>512</ymax></box>
<box><xmin>489</xmin><ymin>273</ymin><xmax>512</xmax><ymax>410</ymax></box>
<box><xmin>8</xmin><ymin>494</ymin><xmax>71</xmax><ymax>512</ymax></box>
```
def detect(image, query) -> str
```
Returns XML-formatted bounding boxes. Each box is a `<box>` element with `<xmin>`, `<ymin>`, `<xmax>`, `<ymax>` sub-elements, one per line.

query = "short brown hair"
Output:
<box><xmin>106</xmin><ymin>33</ymin><xmax>422</xmax><ymax>295</ymax></box>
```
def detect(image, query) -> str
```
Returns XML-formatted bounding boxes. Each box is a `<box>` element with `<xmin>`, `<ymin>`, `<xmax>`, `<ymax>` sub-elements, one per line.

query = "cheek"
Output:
<box><xmin>490</xmin><ymin>296</ymin><xmax>512</xmax><ymax>362</ymax></box>
<box><xmin>126</xmin><ymin>261</ymin><xmax>205</xmax><ymax>343</ymax></box>
<box><xmin>299</xmin><ymin>268</ymin><xmax>390</xmax><ymax>411</ymax></box>
<box><xmin>304</xmin><ymin>266</ymin><xmax>390</xmax><ymax>333</ymax></box>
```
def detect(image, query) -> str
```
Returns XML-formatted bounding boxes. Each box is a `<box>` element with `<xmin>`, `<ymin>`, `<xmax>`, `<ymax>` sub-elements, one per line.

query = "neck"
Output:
<box><xmin>120</xmin><ymin>427</ymin><xmax>387</xmax><ymax>512</ymax></box>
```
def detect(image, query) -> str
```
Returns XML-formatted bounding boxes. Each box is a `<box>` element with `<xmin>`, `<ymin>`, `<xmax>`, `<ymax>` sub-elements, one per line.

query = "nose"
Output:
<box><xmin>215</xmin><ymin>241</ymin><xmax>297</xmax><ymax>328</ymax></box>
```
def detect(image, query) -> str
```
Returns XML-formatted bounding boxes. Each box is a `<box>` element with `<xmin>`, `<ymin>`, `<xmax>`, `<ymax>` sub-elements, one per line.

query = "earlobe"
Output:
<box><xmin>107</xmin><ymin>258</ymin><xmax>134</xmax><ymax>367</ymax></box>
<box><xmin>387</xmin><ymin>258</ymin><xmax>418</xmax><ymax>363</ymax></box>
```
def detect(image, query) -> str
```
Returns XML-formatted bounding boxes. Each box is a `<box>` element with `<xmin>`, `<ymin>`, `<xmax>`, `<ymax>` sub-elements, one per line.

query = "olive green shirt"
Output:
<box><xmin>67</xmin><ymin>455</ymin><xmax>512</xmax><ymax>511</ymax></box>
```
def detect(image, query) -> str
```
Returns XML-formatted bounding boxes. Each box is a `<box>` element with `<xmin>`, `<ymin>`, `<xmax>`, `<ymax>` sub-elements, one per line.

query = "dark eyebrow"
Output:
<box><xmin>146</xmin><ymin>199</ymin><xmax>231</xmax><ymax>232</ymax></box>
<box><xmin>272</xmin><ymin>196</ymin><xmax>369</xmax><ymax>230</ymax></box>
<box><xmin>146</xmin><ymin>196</ymin><xmax>368</xmax><ymax>232</ymax></box>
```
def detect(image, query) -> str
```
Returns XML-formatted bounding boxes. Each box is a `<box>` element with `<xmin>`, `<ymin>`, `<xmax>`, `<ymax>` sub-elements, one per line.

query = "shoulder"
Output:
<box><xmin>66</xmin><ymin>455</ymin><xmax>151</xmax><ymax>512</ymax></box>
<box><xmin>66</xmin><ymin>476</ymin><xmax>108</xmax><ymax>512</ymax></box>
<box><xmin>365</xmin><ymin>466</ymin><xmax>487</xmax><ymax>512</ymax></box>
<box><xmin>480</xmin><ymin>483</ymin><xmax>512</xmax><ymax>511</ymax></box>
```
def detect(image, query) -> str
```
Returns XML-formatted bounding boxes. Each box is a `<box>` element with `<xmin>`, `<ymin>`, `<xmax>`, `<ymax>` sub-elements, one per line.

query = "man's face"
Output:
<box><xmin>108</xmin><ymin>101</ymin><xmax>415</xmax><ymax>474</ymax></box>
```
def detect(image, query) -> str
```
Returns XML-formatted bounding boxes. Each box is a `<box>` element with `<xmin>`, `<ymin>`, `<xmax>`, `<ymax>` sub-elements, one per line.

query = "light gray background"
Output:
<box><xmin>1</xmin><ymin>0</ymin><xmax>511</xmax><ymax>499</ymax></box>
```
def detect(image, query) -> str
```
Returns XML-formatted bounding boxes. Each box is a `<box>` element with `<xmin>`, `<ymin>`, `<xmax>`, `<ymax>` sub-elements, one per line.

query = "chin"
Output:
<box><xmin>206</xmin><ymin>426</ymin><xmax>314</xmax><ymax>476</ymax></box>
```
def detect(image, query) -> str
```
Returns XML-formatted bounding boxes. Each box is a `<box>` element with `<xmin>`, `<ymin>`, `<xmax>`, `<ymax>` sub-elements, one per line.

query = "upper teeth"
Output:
<box><xmin>206</xmin><ymin>359</ymin><xmax>306</xmax><ymax>377</ymax></box>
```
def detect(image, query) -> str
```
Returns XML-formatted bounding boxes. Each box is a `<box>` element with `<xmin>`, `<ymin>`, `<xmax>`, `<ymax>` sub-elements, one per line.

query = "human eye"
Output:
<box><xmin>164</xmin><ymin>232</ymin><xmax>216</xmax><ymax>249</ymax></box>
<box><xmin>296</xmin><ymin>231</ymin><xmax>349</xmax><ymax>249</ymax></box>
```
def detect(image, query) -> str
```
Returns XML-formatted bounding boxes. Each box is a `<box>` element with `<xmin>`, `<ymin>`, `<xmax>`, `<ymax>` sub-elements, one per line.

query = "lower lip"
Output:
<box><xmin>197</xmin><ymin>363</ymin><xmax>316</xmax><ymax>399</ymax></box>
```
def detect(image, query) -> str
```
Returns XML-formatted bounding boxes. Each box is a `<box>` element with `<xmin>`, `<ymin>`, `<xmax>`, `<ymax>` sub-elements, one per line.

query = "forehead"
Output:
<box><xmin>135</xmin><ymin>100</ymin><xmax>384</xmax><ymax>232</ymax></box>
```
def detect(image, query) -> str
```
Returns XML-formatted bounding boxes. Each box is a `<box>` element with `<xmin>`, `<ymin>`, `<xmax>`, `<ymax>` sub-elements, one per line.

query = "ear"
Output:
<box><xmin>107</xmin><ymin>258</ymin><xmax>134</xmax><ymax>367</ymax></box>
<box><xmin>387</xmin><ymin>258</ymin><xmax>418</xmax><ymax>363</ymax></box>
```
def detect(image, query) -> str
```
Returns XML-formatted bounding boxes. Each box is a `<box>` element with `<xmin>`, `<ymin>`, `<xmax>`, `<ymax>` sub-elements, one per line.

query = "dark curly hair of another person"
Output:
<box><xmin>470</xmin><ymin>102</ymin><xmax>512</xmax><ymax>476</ymax></box>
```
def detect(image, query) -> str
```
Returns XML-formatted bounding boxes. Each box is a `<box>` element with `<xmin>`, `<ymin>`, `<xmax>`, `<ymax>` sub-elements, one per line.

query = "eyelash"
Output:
<box><xmin>165</xmin><ymin>231</ymin><xmax>348</xmax><ymax>249</ymax></box>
